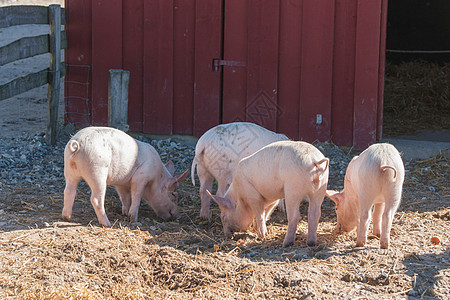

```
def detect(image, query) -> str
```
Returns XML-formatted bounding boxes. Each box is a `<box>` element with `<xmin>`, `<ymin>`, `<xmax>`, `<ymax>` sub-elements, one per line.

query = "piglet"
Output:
<box><xmin>207</xmin><ymin>140</ymin><xmax>329</xmax><ymax>247</ymax></box>
<box><xmin>62</xmin><ymin>127</ymin><xmax>189</xmax><ymax>227</ymax></box>
<box><xmin>326</xmin><ymin>143</ymin><xmax>405</xmax><ymax>249</ymax></box>
<box><xmin>191</xmin><ymin>122</ymin><xmax>288</xmax><ymax>220</ymax></box>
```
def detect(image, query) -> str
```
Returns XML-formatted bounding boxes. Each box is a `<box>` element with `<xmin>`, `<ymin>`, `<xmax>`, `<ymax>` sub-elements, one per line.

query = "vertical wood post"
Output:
<box><xmin>46</xmin><ymin>4</ymin><xmax>61</xmax><ymax>145</ymax></box>
<box><xmin>108</xmin><ymin>69</ymin><xmax>130</xmax><ymax>132</ymax></box>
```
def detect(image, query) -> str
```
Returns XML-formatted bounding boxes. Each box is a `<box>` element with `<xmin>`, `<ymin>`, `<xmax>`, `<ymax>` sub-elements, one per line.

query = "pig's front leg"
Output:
<box><xmin>251</xmin><ymin>200</ymin><xmax>268</xmax><ymax>239</ymax></box>
<box><xmin>264</xmin><ymin>200</ymin><xmax>279</xmax><ymax>221</ymax></box>
<box><xmin>127</xmin><ymin>182</ymin><xmax>146</xmax><ymax>223</ymax></box>
<box><xmin>62</xmin><ymin>177</ymin><xmax>79</xmax><ymax>221</ymax></box>
<box><xmin>115</xmin><ymin>185</ymin><xmax>131</xmax><ymax>216</ymax></box>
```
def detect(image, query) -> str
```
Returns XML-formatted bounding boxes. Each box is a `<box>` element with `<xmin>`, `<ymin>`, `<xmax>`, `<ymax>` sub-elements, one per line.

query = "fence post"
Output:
<box><xmin>46</xmin><ymin>4</ymin><xmax>61</xmax><ymax>145</ymax></box>
<box><xmin>108</xmin><ymin>69</ymin><xmax>130</xmax><ymax>132</ymax></box>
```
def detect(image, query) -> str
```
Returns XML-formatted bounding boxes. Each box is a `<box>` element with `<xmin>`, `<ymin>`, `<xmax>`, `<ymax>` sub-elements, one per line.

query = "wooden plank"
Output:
<box><xmin>331</xmin><ymin>0</ymin><xmax>357</xmax><ymax>146</ymax></box>
<box><xmin>299</xmin><ymin>0</ymin><xmax>335</xmax><ymax>142</ymax></box>
<box><xmin>0</xmin><ymin>69</ymin><xmax>48</xmax><ymax>101</ymax></box>
<box><xmin>277</xmin><ymin>0</ymin><xmax>302</xmax><ymax>139</ymax></box>
<box><xmin>0</xmin><ymin>35</ymin><xmax>48</xmax><ymax>66</ymax></box>
<box><xmin>222</xmin><ymin>0</ymin><xmax>248</xmax><ymax>124</ymax></box>
<box><xmin>193</xmin><ymin>0</ymin><xmax>222</xmax><ymax>136</ymax></box>
<box><xmin>353</xmin><ymin>0</ymin><xmax>382</xmax><ymax>150</ymax></box>
<box><xmin>46</xmin><ymin>4</ymin><xmax>61</xmax><ymax>146</ymax></box>
<box><xmin>143</xmin><ymin>0</ymin><xmax>174</xmax><ymax>134</ymax></box>
<box><xmin>0</xmin><ymin>32</ymin><xmax>67</xmax><ymax>67</ymax></box>
<box><xmin>377</xmin><ymin>0</ymin><xmax>389</xmax><ymax>140</ymax></box>
<box><xmin>91</xmin><ymin>0</ymin><xmax>123</xmax><ymax>125</ymax></box>
<box><xmin>64</xmin><ymin>0</ymin><xmax>92</xmax><ymax>127</ymax></box>
<box><xmin>123</xmin><ymin>0</ymin><xmax>144</xmax><ymax>132</ymax></box>
<box><xmin>108</xmin><ymin>69</ymin><xmax>130</xmax><ymax>131</ymax></box>
<box><xmin>173</xmin><ymin>0</ymin><xmax>195</xmax><ymax>134</ymax></box>
<box><xmin>246</xmin><ymin>0</ymin><xmax>280</xmax><ymax>132</ymax></box>
<box><xmin>0</xmin><ymin>6</ymin><xmax>66</xmax><ymax>28</ymax></box>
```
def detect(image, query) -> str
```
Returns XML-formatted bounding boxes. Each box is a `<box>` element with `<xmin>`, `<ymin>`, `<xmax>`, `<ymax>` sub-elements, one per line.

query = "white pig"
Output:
<box><xmin>191</xmin><ymin>122</ymin><xmax>289</xmax><ymax>220</ymax></box>
<box><xmin>62</xmin><ymin>127</ymin><xmax>189</xmax><ymax>227</ymax></box>
<box><xmin>207</xmin><ymin>140</ymin><xmax>329</xmax><ymax>247</ymax></box>
<box><xmin>326</xmin><ymin>143</ymin><xmax>405</xmax><ymax>249</ymax></box>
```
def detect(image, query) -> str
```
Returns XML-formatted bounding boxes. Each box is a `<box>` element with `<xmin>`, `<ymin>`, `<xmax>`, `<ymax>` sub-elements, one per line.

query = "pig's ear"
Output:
<box><xmin>165</xmin><ymin>161</ymin><xmax>175</xmax><ymax>176</ymax></box>
<box><xmin>326</xmin><ymin>190</ymin><xmax>345</xmax><ymax>204</ymax></box>
<box><xmin>175</xmin><ymin>169</ymin><xmax>189</xmax><ymax>183</ymax></box>
<box><xmin>206</xmin><ymin>190</ymin><xmax>234</xmax><ymax>210</ymax></box>
<box><xmin>167</xmin><ymin>169</ymin><xmax>189</xmax><ymax>190</ymax></box>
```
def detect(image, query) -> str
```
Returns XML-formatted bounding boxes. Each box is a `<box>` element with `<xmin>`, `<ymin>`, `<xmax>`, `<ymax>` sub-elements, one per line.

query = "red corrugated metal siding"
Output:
<box><xmin>65</xmin><ymin>0</ymin><xmax>387</xmax><ymax>150</ymax></box>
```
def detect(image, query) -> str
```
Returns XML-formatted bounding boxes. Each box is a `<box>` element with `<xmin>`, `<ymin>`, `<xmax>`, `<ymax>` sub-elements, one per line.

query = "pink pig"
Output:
<box><xmin>62</xmin><ymin>127</ymin><xmax>189</xmax><ymax>227</ymax></box>
<box><xmin>207</xmin><ymin>141</ymin><xmax>329</xmax><ymax>247</ymax></box>
<box><xmin>191</xmin><ymin>122</ymin><xmax>288</xmax><ymax>220</ymax></box>
<box><xmin>326</xmin><ymin>143</ymin><xmax>405</xmax><ymax>249</ymax></box>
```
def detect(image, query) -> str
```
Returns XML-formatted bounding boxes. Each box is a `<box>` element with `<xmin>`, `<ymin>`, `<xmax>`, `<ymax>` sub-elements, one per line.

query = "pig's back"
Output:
<box><xmin>65</xmin><ymin>127</ymin><xmax>139</xmax><ymax>183</ymax></box>
<box><xmin>354</xmin><ymin>143</ymin><xmax>404</xmax><ymax>190</ymax></box>
<box><xmin>238</xmin><ymin>141</ymin><xmax>326</xmax><ymax>188</ymax></box>
<box><xmin>196</xmin><ymin>122</ymin><xmax>288</xmax><ymax>173</ymax></box>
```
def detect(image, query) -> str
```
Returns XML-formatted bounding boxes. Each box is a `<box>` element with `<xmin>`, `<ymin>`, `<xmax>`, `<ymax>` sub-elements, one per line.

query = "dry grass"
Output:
<box><xmin>383</xmin><ymin>60</ymin><xmax>450</xmax><ymax>136</ymax></box>
<box><xmin>0</xmin><ymin>151</ymin><xmax>449</xmax><ymax>299</ymax></box>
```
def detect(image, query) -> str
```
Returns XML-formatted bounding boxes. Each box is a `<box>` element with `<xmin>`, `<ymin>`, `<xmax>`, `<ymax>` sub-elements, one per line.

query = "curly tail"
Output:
<box><xmin>67</xmin><ymin>140</ymin><xmax>80</xmax><ymax>158</ymax></box>
<box><xmin>381</xmin><ymin>166</ymin><xmax>397</xmax><ymax>181</ymax></box>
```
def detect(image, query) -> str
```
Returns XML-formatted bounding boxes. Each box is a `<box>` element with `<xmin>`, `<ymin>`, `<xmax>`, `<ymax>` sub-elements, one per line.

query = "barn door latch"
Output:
<box><xmin>212</xmin><ymin>58</ymin><xmax>247</xmax><ymax>72</ymax></box>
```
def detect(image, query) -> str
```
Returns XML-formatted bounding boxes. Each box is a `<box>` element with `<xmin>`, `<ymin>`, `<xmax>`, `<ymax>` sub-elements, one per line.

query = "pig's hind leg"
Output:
<box><xmin>283</xmin><ymin>191</ymin><xmax>303</xmax><ymax>247</ymax></box>
<box><xmin>372</xmin><ymin>202</ymin><xmax>385</xmax><ymax>237</ymax></box>
<box><xmin>85</xmin><ymin>172</ymin><xmax>111</xmax><ymax>227</ymax></box>
<box><xmin>306</xmin><ymin>191</ymin><xmax>325</xmax><ymax>247</ymax></box>
<box><xmin>380</xmin><ymin>192</ymin><xmax>401</xmax><ymax>249</ymax></box>
<box><xmin>62</xmin><ymin>176</ymin><xmax>80</xmax><ymax>221</ymax></box>
<box><xmin>115</xmin><ymin>185</ymin><xmax>131</xmax><ymax>216</ymax></box>
<box><xmin>197</xmin><ymin>164</ymin><xmax>214</xmax><ymax>220</ymax></box>
<box><xmin>356</xmin><ymin>191</ymin><xmax>374</xmax><ymax>247</ymax></box>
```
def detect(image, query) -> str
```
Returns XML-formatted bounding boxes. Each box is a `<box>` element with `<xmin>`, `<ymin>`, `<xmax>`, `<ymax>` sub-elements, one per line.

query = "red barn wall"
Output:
<box><xmin>65</xmin><ymin>0</ymin><xmax>388</xmax><ymax>150</ymax></box>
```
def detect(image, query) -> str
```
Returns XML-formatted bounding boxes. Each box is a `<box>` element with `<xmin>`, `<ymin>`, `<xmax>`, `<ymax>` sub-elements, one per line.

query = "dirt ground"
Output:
<box><xmin>1</xmin><ymin>1</ymin><xmax>449</xmax><ymax>299</ymax></box>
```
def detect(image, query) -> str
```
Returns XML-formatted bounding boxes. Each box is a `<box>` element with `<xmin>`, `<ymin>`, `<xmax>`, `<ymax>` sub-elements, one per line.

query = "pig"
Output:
<box><xmin>191</xmin><ymin>122</ymin><xmax>289</xmax><ymax>220</ymax></box>
<box><xmin>326</xmin><ymin>143</ymin><xmax>405</xmax><ymax>249</ymax></box>
<box><xmin>62</xmin><ymin>126</ymin><xmax>189</xmax><ymax>227</ymax></box>
<box><xmin>206</xmin><ymin>140</ymin><xmax>329</xmax><ymax>247</ymax></box>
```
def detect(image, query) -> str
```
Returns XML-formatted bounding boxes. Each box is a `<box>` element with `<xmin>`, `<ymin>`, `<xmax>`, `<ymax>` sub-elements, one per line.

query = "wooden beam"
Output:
<box><xmin>108</xmin><ymin>69</ymin><xmax>130</xmax><ymax>132</ymax></box>
<box><xmin>0</xmin><ymin>32</ymin><xmax>67</xmax><ymax>67</ymax></box>
<box><xmin>46</xmin><ymin>4</ymin><xmax>62</xmax><ymax>145</ymax></box>
<box><xmin>0</xmin><ymin>5</ymin><xmax>65</xmax><ymax>28</ymax></box>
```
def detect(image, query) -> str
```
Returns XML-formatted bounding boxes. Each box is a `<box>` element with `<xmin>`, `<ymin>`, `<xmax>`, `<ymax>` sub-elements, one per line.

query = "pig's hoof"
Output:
<box><xmin>380</xmin><ymin>242</ymin><xmax>389</xmax><ymax>249</ymax></box>
<box><xmin>199</xmin><ymin>212</ymin><xmax>210</xmax><ymax>221</ymax></box>
<box><xmin>61</xmin><ymin>214</ymin><xmax>71</xmax><ymax>221</ymax></box>
<box><xmin>307</xmin><ymin>240</ymin><xmax>317</xmax><ymax>247</ymax></box>
<box><xmin>355</xmin><ymin>241</ymin><xmax>365</xmax><ymax>247</ymax></box>
<box><xmin>283</xmin><ymin>240</ymin><xmax>294</xmax><ymax>247</ymax></box>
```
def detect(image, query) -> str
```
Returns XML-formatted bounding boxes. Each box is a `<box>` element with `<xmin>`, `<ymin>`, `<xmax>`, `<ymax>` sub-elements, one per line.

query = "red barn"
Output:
<box><xmin>64</xmin><ymin>0</ymin><xmax>387</xmax><ymax>149</ymax></box>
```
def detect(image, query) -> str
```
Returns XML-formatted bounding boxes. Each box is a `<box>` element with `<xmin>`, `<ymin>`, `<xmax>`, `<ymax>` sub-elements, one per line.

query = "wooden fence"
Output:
<box><xmin>0</xmin><ymin>5</ymin><xmax>66</xmax><ymax>145</ymax></box>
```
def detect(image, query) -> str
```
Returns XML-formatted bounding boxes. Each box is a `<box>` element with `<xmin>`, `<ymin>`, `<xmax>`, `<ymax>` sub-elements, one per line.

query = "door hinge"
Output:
<box><xmin>212</xmin><ymin>58</ymin><xmax>247</xmax><ymax>72</ymax></box>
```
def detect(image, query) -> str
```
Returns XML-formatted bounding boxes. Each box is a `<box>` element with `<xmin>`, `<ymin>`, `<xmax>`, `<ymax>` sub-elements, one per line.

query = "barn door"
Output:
<box><xmin>219</xmin><ymin>0</ymin><xmax>280</xmax><ymax>132</ymax></box>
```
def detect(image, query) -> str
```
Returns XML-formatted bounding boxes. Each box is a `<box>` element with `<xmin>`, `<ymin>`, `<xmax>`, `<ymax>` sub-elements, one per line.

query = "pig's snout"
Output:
<box><xmin>168</xmin><ymin>206</ymin><xmax>179</xmax><ymax>220</ymax></box>
<box><xmin>159</xmin><ymin>206</ymin><xmax>178</xmax><ymax>221</ymax></box>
